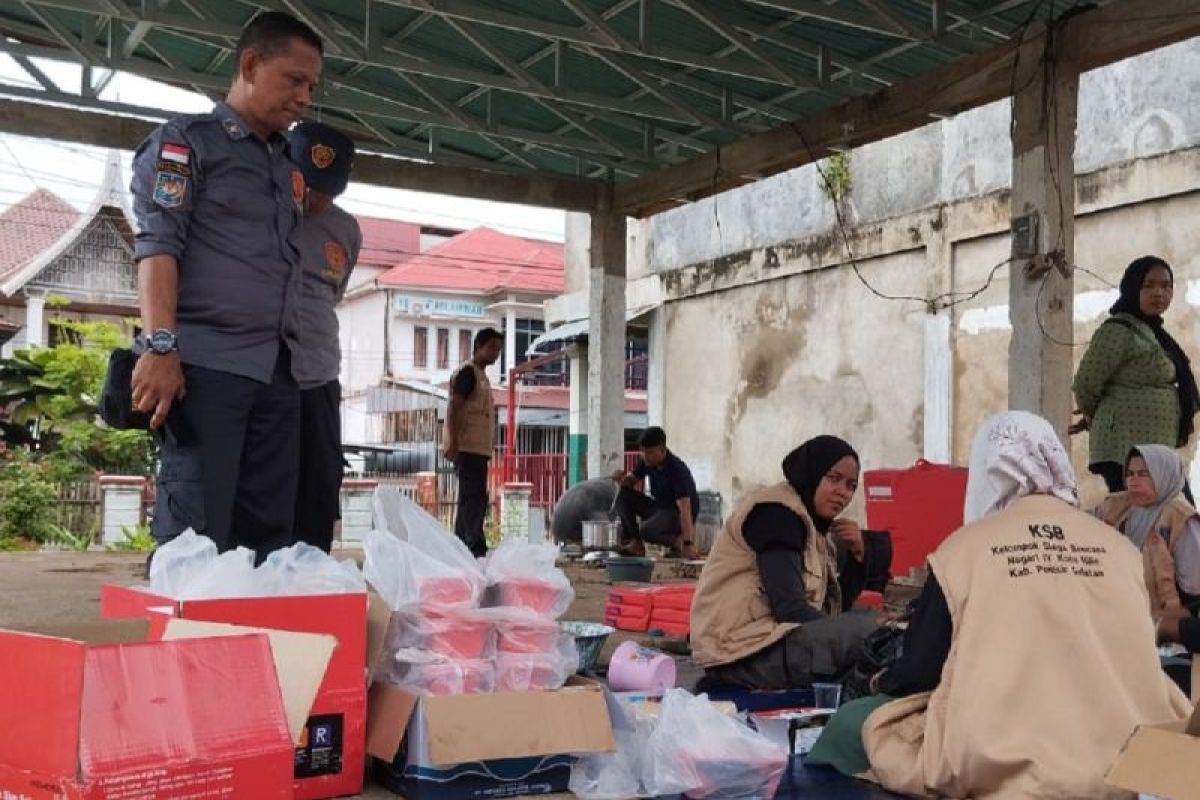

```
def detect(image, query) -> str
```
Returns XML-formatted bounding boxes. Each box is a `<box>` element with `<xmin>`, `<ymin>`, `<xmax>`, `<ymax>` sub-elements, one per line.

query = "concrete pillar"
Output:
<box><xmin>24</xmin><ymin>290</ymin><xmax>46</xmax><ymax>347</ymax></box>
<box><xmin>339</xmin><ymin>478</ymin><xmax>377</xmax><ymax>545</ymax></box>
<box><xmin>99</xmin><ymin>475</ymin><xmax>145</xmax><ymax>547</ymax></box>
<box><xmin>504</xmin><ymin>305</ymin><xmax>518</xmax><ymax>381</ymax></box>
<box><xmin>1007</xmin><ymin>47</ymin><xmax>1079</xmax><ymax>442</ymax></box>
<box><xmin>587</xmin><ymin>209</ymin><xmax>627</xmax><ymax>480</ymax></box>
<box><xmin>567</xmin><ymin>343</ymin><xmax>589</xmax><ymax>485</ymax></box>
<box><xmin>647</xmin><ymin>306</ymin><xmax>666</xmax><ymax>427</ymax></box>
<box><xmin>922</xmin><ymin>223</ymin><xmax>953</xmax><ymax>463</ymax></box>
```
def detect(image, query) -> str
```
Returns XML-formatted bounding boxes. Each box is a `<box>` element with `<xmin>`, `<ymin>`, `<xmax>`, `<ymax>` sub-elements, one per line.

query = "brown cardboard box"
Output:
<box><xmin>1105</xmin><ymin>691</ymin><xmax>1200</xmax><ymax>800</ymax></box>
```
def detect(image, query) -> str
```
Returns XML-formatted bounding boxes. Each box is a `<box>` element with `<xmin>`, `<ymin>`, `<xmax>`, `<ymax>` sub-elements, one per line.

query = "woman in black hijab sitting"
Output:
<box><xmin>691</xmin><ymin>436</ymin><xmax>884</xmax><ymax>690</ymax></box>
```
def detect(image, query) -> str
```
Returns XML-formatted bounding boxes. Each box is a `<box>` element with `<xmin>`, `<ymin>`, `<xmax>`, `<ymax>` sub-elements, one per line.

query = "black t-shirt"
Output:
<box><xmin>452</xmin><ymin>365</ymin><xmax>477</xmax><ymax>397</ymax></box>
<box><xmin>633</xmin><ymin>451</ymin><xmax>700</xmax><ymax>517</ymax></box>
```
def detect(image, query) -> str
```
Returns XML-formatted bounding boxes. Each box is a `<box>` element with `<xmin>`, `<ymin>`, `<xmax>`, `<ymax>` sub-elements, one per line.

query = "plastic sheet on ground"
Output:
<box><xmin>147</xmin><ymin>529</ymin><xmax>365</xmax><ymax>600</ymax></box>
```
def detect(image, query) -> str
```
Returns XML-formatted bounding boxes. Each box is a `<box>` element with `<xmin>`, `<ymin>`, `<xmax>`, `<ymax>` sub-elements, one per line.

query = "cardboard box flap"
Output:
<box><xmin>79</xmin><ymin>634</ymin><xmax>292</xmax><ymax>777</ymax></box>
<box><xmin>366</xmin><ymin>682</ymin><xmax>421</xmax><ymax>762</ymax></box>
<box><xmin>1106</xmin><ymin>720</ymin><xmax>1200</xmax><ymax>799</ymax></box>
<box><xmin>161</xmin><ymin>619</ymin><xmax>336</xmax><ymax>745</ymax></box>
<box><xmin>99</xmin><ymin>584</ymin><xmax>176</xmax><ymax>619</ymax></box>
<box><xmin>366</xmin><ymin>591</ymin><xmax>393</xmax><ymax>684</ymax></box>
<box><xmin>422</xmin><ymin>686</ymin><xmax>614</xmax><ymax>766</ymax></box>
<box><xmin>0</xmin><ymin>631</ymin><xmax>86</xmax><ymax>779</ymax></box>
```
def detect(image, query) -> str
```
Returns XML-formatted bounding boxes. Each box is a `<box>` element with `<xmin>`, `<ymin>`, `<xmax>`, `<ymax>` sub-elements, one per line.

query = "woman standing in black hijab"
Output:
<box><xmin>691</xmin><ymin>435</ymin><xmax>883</xmax><ymax>691</ymax></box>
<box><xmin>1072</xmin><ymin>256</ymin><xmax>1200</xmax><ymax>493</ymax></box>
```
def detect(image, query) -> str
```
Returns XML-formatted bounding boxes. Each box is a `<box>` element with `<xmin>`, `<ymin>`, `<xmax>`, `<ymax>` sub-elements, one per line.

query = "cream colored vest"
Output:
<box><xmin>691</xmin><ymin>482</ymin><xmax>841</xmax><ymax>667</ymax></box>
<box><xmin>1097</xmin><ymin>492</ymin><xmax>1194</xmax><ymax>614</ymax></box>
<box><xmin>864</xmin><ymin>495</ymin><xmax>1191</xmax><ymax>800</ymax></box>
<box><xmin>445</xmin><ymin>362</ymin><xmax>495</xmax><ymax>457</ymax></box>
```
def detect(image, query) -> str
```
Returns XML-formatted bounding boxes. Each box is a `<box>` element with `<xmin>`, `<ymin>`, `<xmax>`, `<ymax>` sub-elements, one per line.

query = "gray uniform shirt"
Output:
<box><xmin>288</xmin><ymin>204</ymin><xmax>362</xmax><ymax>389</ymax></box>
<box><xmin>131</xmin><ymin>102</ymin><xmax>304</xmax><ymax>383</ymax></box>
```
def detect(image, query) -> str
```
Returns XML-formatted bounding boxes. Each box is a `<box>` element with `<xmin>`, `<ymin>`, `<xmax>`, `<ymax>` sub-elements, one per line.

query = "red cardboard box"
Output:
<box><xmin>101</xmin><ymin>584</ymin><xmax>368</xmax><ymax>800</ymax></box>
<box><xmin>0</xmin><ymin>618</ymin><xmax>331</xmax><ymax>800</ymax></box>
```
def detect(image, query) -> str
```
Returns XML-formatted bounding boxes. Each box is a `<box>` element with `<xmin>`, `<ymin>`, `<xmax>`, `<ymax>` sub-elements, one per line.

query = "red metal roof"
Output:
<box><xmin>0</xmin><ymin>189</ymin><xmax>80</xmax><ymax>286</ymax></box>
<box><xmin>377</xmin><ymin>226</ymin><xmax>564</xmax><ymax>295</ymax></box>
<box><xmin>490</xmin><ymin>384</ymin><xmax>647</xmax><ymax>413</ymax></box>
<box><xmin>355</xmin><ymin>214</ymin><xmax>422</xmax><ymax>269</ymax></box>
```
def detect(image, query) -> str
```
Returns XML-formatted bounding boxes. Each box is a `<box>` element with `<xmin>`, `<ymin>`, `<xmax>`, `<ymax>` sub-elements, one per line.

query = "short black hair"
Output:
<box><xmin>639</xmin><ymin>427</ymin><xmax>667</xmax><ymax>449</ymax></box>
<box><xmin>235</xmin><ymin>11</ymin><xmax>323</xmax><ymax>71</ymax></box>
<box><xmin>474</xmin><ymin>328</ymin><xmax>503</xmax><ymax>352</ymax></box>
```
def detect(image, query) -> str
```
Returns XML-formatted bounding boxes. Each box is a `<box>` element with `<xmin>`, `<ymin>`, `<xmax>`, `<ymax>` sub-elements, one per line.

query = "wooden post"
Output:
<box><xmin>587</xmin><ymin>204</ymin><xmax>627</xmax><ymax>479</ymax></box>
<box><xmin>1007</xmin><ymin>33</ymin><xmax>1079</xmax><ymax>441</ymax></box>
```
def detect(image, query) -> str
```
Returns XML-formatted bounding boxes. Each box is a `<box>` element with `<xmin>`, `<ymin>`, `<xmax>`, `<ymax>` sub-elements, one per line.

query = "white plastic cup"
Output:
<box><xmin>813</xmin><ymin>682</ymin><xmax>843</xmax><ymax>710</ymax></box>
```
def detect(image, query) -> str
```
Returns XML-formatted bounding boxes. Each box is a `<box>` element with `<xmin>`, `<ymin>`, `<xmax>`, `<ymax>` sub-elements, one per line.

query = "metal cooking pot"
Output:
<box><xmin>582</xmin><ymin>520</ymin><xmax>621</xmax><ymax>550</ymax></box>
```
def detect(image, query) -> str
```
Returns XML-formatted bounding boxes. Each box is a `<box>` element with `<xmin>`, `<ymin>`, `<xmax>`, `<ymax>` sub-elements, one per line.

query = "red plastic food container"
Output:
<box><xmin>421</xmin><ymin>610</ymin><xmax>494</xmax><ymax>658</ymax></box>
<box><xmin>417</xmin><ymin>576</ymin><xmax>478</xmax><ymax>607</ymax></box>
<box><xmin>407</xmin><ymin>660</ymin><xmax>495</xmax><ymax>695</ymax></box>
<box><xmin>495</xmin><ymin>578</ymin><xmax>564</xmax><ymax>615</ymax></box>
<box><xmin>864</xmin><ymin>459</ymin><xmax>968</xmax><ymax>577</ymax></box>
<box><xmin>495</xmin><ymin>653</ymin><xmax>563</xmax><ymax>692</ymax></box>
<box><xmin>495</xmin><ymin>616</ymin><xmax>560</xmax><ymax>654</ymax></box>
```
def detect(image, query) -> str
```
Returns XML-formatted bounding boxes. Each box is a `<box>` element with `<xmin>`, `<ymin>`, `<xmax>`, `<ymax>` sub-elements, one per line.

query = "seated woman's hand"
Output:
<box><xmin>831</xmin><ymin>518</ymin><xmax>865</xmax><ymax>561</ymax></box>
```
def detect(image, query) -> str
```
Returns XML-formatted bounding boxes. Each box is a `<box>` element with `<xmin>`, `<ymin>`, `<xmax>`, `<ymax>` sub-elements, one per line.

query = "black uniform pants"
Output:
<box><xmin>151</xmin><ymin>348</ymin><xmax>300</xmax><ymax>563</ymax></box>
<box><xmin>454</xmin><ymin>453</ymin><xmax>490</xmax><ymax>558</ymax></box>
<box><xmin>294</xmin><ymin>380</ymin><xmax>343</xmax><ymax>553</ymax></box>
<box><xmin>615</xmin><ymin>486</ymin><xmax>681</xmax><ymax>547</ymax></box>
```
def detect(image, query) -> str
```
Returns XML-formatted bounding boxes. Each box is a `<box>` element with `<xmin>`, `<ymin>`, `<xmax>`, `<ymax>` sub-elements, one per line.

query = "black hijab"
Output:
<box><xmin>781</xmin><ymin>435</ymin><xmax>859</xmax><ymax>533</ymax></box>
<box><xmin>1109</xmin><ymin>256</ymin><xmax>1200</xmax><ymax>447</ymax></box>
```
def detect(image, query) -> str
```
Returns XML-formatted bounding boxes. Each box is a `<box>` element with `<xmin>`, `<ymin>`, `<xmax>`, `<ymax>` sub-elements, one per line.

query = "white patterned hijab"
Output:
<box><xmin>964</xmin><ymin>411</ymin><xmax>1079</xmax><ymax>524</ymax></box>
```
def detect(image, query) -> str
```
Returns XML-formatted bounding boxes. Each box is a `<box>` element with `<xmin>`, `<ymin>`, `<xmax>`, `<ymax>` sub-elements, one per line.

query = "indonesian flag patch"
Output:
<box><xmin>160</xmin><ymin>143</ymin><xmax>190</xmax><ymax>165</ymax></box>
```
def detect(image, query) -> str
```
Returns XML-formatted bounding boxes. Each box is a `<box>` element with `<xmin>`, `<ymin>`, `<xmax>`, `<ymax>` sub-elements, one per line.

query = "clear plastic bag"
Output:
<box><xmin>481</xmin><ymin>607</ymin><xmax>562</xmax><ymax>654</ymax></box>
<box><xmin>385</xmin><ymin>655</ymin><xmax>495</xmax><ymax>696</ymax></box>
<box><xmin>364</xmin><ymin>528</ymin><xmax>485</xmax><ymax>611</ymax></box>
<box><xmin>148</xmin><ymin>528</ymin><xmax>216</xmax><ymax>597</ymax></box>
<box><xmin>494</xmin><ymin>631</ymin><xmax>580</xmax><ymax>692</ymax></box>
<box><xmin>176</xmin><ymin>546</ymin><xmax>260</xmax><ymax>600</ymax></box>
<box><xmin>386</xmin><ymin>607</ymin><xmax>496</xmax><ymax>660</ymax></box>
<box><xmin>643</xmin><ymin>689</ymin><xmax>788</xmax><ymax>799</ymax></box>
<box><xmin>570</xmin><ymin>695</ymin><xmax>658</xmax><ymax>800</ymax></box>
<box><xmin>257</xmin><ymin>542</ymin><xmax>367</xmax><ymax>595</ymax></box>
<box><xmin>484</xmin><ymin>540</ymin><xmax>574</xmax><ymax>618</ymax></box>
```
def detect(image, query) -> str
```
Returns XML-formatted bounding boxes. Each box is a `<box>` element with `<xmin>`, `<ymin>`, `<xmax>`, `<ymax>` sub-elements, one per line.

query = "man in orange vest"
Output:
<box><xmin>443</xmin><ymin>328</ymin><xmax>503</xmax><ymax>557</ymax></box>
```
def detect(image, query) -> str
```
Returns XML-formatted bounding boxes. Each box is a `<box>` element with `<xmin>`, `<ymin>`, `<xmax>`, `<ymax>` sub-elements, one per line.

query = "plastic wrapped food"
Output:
<box><xmin>486</xmin><ymin>608</ymin><xmax>561</xmax><ymax>654</ymax></box>
<box><xmin>256</xmin><ymin>542</ymin><xmax>367</xmax><ymax>595</ymax></box>
<box><xmin>364</xmin><ymin>528</ymin><xmax>484</xmax><ymax>611</ymax></box>
<box><xmin>484</xmin><ymin>540</ymin><xmax>574</xmax><ymax>618</ymax></box>
<box><xmin>491</xmin><ymin>577</ymin><xmax>574</xmax><ymax>619</ymax></box>
<box><xmin>494</xmin><ymin>632</ymin><xmax>580</xmax><ymax>692</ymax></box>
<box><xmin>386</xmin><ymin>656</ymin><xmax>495</xmax><ymax>696</ymax></box>
<box><xmin>148</xmin><ymin>528</ymin><xmax>218</xmax><ymax>598</ymax></box>
<box><xmin>386</xmin><ymin>608</ymin><xmax>496</xmax><ymax>660</ymax></box>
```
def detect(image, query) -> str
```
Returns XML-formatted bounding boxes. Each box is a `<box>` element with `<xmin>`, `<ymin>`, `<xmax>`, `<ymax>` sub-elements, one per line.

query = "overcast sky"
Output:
<box><xmin>0</xmin><ymin>53</ymin><xmax>566</xmax><ymax>242</ymax></box>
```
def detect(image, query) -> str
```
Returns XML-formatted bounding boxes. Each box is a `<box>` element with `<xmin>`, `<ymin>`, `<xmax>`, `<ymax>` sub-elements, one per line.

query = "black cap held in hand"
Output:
<box><xmin>288</xmin><ymin>121</ymin><xmax>355</xmax><ymax>197</ymax></box>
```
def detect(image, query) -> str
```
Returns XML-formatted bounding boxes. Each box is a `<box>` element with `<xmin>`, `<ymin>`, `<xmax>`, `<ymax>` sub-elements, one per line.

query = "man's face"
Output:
<box><xmin>305</xmin><ymin>188</ymin><xmax>334</xmax><ymax>216</ymax></box>
<box><xmin>641</xmin><ymin>445</ymin><xmax>667</xmax><ymax>468</ymax></box>
<box><xmin>477</xmin><ymin>339</ymin><xmax>503</xmax><ymax>366</ymax></box>
<box><xmin>238</xmin><ymin>38</ymin><xmax>322</xmax><ymax>133</ymax></box>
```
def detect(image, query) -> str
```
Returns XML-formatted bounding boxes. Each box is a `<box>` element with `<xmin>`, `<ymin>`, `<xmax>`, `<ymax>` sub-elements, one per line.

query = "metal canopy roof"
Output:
<box><xmin>0</xmin><ymin>1</ymin><xmax>1072</xmax><ymax>180</ymax></box>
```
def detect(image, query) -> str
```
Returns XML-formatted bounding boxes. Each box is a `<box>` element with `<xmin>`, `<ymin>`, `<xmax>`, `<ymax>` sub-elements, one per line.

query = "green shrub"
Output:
<box><xmin>0</xmin><ymin>453</ymin><xmax>58</xmax><ymax>542</ymax></box>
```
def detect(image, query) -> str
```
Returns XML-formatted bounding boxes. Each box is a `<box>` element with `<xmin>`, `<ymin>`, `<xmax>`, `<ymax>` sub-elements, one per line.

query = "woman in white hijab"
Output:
<box><xmin>808</xmin><ymin>411</ymin><xmax>1190</xmax><ymax>799</ymax></box>
<box><xmin>1094</xmin><ymin>444</ymin><xmax>1200</xmax><ymax>617</ymax></box>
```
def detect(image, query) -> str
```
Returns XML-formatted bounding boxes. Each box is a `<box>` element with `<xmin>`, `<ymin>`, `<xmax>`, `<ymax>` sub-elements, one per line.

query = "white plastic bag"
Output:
<box><xmin>177</xmin><ymin>546</ymin><xmax>260</xmax><ymax>600</ymax></box>
<box><xmin>484</xmin><ymin>607</ymin><xmax>562</xmax><ymax>654</ymax></box>
<box><xmin>643</xmin><ymin>690</ymin><xmax>788</xmax><ymax>799</ymax></box>
<box><xmin>570</xmin><ymin>696</ymin><xmax>658</xmax><ymax>799</ymax></box>
<box><xmin>384</xmin><ymin>656</ymin><xmax>495</xmax><ymax>696</ymax></box>
<box><xmin>494</xmin><ymin>631</ymin><xmax>580</xmax><ymax>692</ymax></box>
<box><xmin>364</xmin><ymin>529</ymin><xmax>484</xmax><ymax>611</ymax></box>
<box><xmin>257</xmin><ymin>542</ymin><xmax>366</xmax><ymax>595</ymax></box>
<box><xmin>484</xmin><ymin>539</ymin><xmax>574</xmax><ymax>618</ymax></box>
<box><xmin>385</xmin><ymin>607</ymin><xmax>496</xmax><ymax>660</ymax></box>
<box><xmin>148</xmin><ymin>528</ymin><xmax>216</xmax><ymax>597</ymax></box>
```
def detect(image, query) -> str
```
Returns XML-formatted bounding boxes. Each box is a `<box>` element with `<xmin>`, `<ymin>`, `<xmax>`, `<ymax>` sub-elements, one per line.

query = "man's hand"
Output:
<box><xmin>131</xmin><ymin>351</ymin><xmax>185</xmax><ymax>429</ymax></box>
<box><xmin>443</xmin><ymin>442</ymin><xmax>460</xmax><ymax>465</ymax></box>
<box><xmin>1068</xmin><ymin>410</ymin><xmax>1090</xmax><ymax>436</ymax></box>
<box><xmin>831</xmin><ymin>518</ymin><xmax>865</xmax><ymax>561</ymax></box>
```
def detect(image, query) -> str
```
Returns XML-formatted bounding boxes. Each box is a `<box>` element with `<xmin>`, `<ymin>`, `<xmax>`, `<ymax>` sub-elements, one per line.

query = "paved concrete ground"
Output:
<box><xmin>0</xmin><ymin>550</ymin><xmax>696</xmax><ymax>799</ymax></box>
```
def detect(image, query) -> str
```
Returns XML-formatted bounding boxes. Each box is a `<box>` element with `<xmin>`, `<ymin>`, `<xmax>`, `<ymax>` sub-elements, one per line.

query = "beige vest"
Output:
<box><xmin>1097</xmin><ymin>492</ymin><xmax>1193</xmax><ymax>614</ymax></box>
<box><xmin>864</xmin><ymin>495</ymin><xmax>1191</xmax><ymax>799</ymax></box>
<box><xmin>691</xmin><ymin>482</ymin><xmax>841</xmax><ymax>667</ymax></box>
<box><xmin>446</xmin><ymin>362</ymin><xmax>495</xmax><ymax>456</ymax></box>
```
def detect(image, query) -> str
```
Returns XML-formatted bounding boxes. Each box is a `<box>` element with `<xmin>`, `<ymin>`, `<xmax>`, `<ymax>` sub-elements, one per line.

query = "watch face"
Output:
<box><xmin>149</xmin><ymin>330</ymin><xmax>176</xmax><ymax>353</ymax></box>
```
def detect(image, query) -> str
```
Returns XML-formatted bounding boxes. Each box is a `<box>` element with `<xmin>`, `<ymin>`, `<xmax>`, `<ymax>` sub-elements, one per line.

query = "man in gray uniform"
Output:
<box><xmin>286</xmin><ymin>121</ymin><xmax>362</xmax><ymax>552</ymax></box>
<box><xmin>131</xmin><ymin>11</ymin><xmax>323</xmax><ymax>561</ymax></box>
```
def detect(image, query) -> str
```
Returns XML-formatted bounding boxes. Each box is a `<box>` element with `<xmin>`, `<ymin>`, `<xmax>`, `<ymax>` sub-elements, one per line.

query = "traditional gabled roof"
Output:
<box><xmin>377</xmin><ymin>227</ymin><xmax>564</xmax><ymax>295</ymax></box>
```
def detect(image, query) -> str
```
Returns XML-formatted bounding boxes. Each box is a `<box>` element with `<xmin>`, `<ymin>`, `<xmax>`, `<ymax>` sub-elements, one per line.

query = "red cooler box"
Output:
<box><xmin>864</xmin><ymin>460</ymin><xmax>968</xmax><ymax>577</ymax></box>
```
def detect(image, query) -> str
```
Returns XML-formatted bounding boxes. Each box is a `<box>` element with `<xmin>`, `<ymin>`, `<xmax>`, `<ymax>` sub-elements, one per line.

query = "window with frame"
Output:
<box><xmin>413</xmin><ymin>326</ymin><xmax>428</xmax><ymax>369</ymax></box>
<box><xmin>437</xmin><ymin>328</ymin><xmax>450</xmax><ymax>370</ymax></box>
<box><xmin>459</xmin><ymin>329</ymin><xmax>472</xmax><ymax>364</ymax></box>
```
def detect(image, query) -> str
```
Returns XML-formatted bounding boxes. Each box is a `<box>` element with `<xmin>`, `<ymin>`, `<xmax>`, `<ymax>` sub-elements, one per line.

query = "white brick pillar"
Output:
<box><xmin>339</xmin><ymin>479</ymin><xmax>377</xmax><ymax>545</ymax></box>
<box><xmin>500</xmin><ymin>482</ymin><xmax>533</xmax><ymax>543</ymax></box>
<box><xmin>100</xmin><ymin>475</ymin><xmax>146</xmax><ymax>546</ymax></box>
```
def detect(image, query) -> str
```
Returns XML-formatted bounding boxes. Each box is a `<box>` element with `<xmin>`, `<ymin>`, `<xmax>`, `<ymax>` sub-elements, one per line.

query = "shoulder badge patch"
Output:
<box><xmin>292</xmin><ymin>169</ymin><xmax>306</xmax><ymax>206</ymax></box>
<box><xmin>311</xmin><ymin>143</ymin><xmax>336</xmax><ymax>169</ymax></box>
<box><xmin>160</xmin><ymin>142</ymin><xmax>190</xmax><ymax>165</ymax></box>
<box><xmin>222</xmin><ymin>119</ymin><xmax>243</xmax><ymax>138</ymax></box>
<box><xmin>153</xmin><ymin>171</ymin><xmax>188</xmax><ymax>208</ymax></box>
<box><xmin>323</xmin><ymin>241</ymin><xmax>348</xmax><ymax>280</ymax></box>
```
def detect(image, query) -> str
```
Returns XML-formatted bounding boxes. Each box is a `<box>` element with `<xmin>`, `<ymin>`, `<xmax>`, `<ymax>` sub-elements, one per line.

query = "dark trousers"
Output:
<box><xmin>294</xmin><ymin>380</ymin><xmax>343</xmax><ymax>553</ymax></box>
<box><xmin>615</xmin><ymin>486</ymin><xmax>681</xmax><ymax>547</ymax></box>
<box><xmin>701</xmin><ymin>610</ymin><xmax>879</xmax><ymax>691</ymax></box>
<box><xmin>151</xmin><ymin>349</ymin><xmax>300</xmax><ymax>563</ymax></box>
<box><xmin>1092</xmin><ymin>460</ymin><xmax>1195</xmax><ymax>504</ymax></box>
<box><xmin>454</xmin><ymin>453</ymin><xmax>490</xmax><ymax>558</ymax></box>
